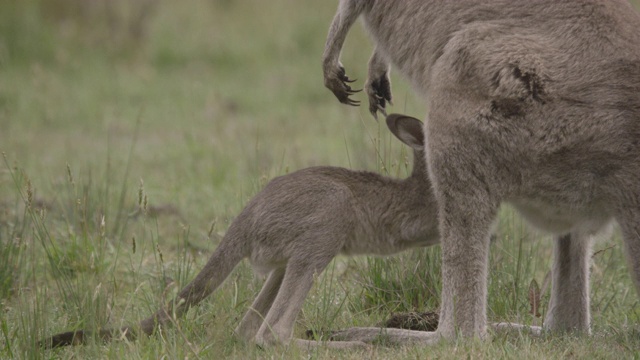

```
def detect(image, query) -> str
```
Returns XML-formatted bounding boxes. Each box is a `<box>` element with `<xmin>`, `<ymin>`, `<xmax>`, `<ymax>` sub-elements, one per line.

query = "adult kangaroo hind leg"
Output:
<box><xmin>544</xmin><ymin>232</ymin><xmax>593</xmax><ymax>333</ymax></box>
<box><xmin>616</xmin><ymin>195</ymin><xmax>640</xmax><ymax>311</ymax></box>
<box><xmin>427</xmin><ymin>125</ymin><xmax>499</xmax><ymax>340</ymax></box>
<box><xmin>494</xmin><ymin>232</ymin><xmax>594</xmax><ymax>335</ymax></box>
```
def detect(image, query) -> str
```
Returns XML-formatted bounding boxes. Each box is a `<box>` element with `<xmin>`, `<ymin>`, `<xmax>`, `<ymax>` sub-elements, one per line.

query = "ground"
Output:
<box><xmin>0</xmin><ymin>0</ymin><xmax>639</xmax><ymax>358</ymax></box>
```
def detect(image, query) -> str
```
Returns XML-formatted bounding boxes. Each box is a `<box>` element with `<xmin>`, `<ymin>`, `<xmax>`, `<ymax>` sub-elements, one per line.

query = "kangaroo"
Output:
<box><xmin>322</xmin><ymin>0</ymin><xmax>640</xmax><ymax>345</ymax></box>
<box><xmin>40</xmin><ymin>114</ymin><xmax>440</xmax><ymax>350</ymax></box>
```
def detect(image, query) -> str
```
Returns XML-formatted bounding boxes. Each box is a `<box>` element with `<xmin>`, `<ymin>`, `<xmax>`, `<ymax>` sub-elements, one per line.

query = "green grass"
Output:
<box><xmin>1</xmin><ymin>0</ymin><xmax>640</xmax><ymax>358</ymax></box>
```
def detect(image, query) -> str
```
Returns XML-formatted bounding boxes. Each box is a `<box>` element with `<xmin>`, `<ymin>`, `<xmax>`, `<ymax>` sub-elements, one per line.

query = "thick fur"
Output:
<box><xmin>323</xmin><ymin>0</ymin><xmax>640</xmax><ymax>344</ymax></box>
<box><xmin>40</xmin><ymin>114</ymin><xmax>439</xmax><ymax>349</ymax></box>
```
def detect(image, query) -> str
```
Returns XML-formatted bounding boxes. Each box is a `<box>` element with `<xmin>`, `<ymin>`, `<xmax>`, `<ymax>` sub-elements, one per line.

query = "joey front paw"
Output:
<box><xmin>365</xmin><ymin>72</ymin><xmax>393</xmax><ymax>119</ymax></box>
<box><xmin>324</xmin><ymin>66</ymin><xmax>361</xmax><ymax>106</ymax></box>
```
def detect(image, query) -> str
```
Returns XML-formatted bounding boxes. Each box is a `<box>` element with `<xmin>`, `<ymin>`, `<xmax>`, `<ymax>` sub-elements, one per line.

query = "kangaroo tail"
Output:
<box><xmin>40</xmin><ymin>229</ymin><xmax>247</xmax><ymax>348</ymax></box>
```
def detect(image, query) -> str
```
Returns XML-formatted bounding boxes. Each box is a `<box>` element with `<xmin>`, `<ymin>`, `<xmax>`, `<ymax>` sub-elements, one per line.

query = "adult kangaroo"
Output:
<box><xmin>323</xmin><ymin>0</ymin><xmax>640</xmax><ymax>344</ymax></box>
<box><xmin>40</xmin><ymin>114</ymin><xmax>440</xmax><ymax>349</ymax></box>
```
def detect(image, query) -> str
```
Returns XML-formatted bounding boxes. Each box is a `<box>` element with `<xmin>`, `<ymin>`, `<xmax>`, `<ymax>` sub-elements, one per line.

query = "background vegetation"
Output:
<box><xmin>1</xmin><ymin>0</ymin><xmax>639</xmax><ymax>358</ymax></box>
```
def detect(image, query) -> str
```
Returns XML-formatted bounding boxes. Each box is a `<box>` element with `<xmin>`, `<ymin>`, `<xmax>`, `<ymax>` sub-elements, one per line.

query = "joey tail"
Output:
<box><xmin>40</xmin><ymin>228</ymin><xmax>248</xmax><ymax>349</ymax></box>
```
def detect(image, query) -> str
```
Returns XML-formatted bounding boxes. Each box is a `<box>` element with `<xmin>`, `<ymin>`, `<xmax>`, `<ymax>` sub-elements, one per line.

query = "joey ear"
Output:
<box><xmin>386</xmin><ymin>113</ymin><xmax>425</xmax><ymax>149</ymax></box>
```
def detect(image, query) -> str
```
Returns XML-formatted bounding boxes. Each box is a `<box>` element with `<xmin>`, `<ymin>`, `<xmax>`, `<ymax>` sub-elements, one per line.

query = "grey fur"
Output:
<box><xmin>40</xmin><ymin>114</ymin><xmax>439</xmax><ymax>349</ymax></box>
<box><xmin>323</xmin><ymin>0</ymin><xmax>640</xmax><ymax>344</ymax></box>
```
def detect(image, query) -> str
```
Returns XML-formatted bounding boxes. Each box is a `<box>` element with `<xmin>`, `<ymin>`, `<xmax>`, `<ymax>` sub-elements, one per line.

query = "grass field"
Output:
<box><xmin>1</xmin><ymin>0</ymin><xmax>640</xmax><ymax>358</ymax></box>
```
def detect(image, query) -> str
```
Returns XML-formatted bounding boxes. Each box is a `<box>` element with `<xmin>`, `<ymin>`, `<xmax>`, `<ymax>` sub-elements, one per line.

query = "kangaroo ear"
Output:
<box><xmin>386</xmin><ymin>113</ymin><xmax>424</xmax><ymax>150</ymax></box>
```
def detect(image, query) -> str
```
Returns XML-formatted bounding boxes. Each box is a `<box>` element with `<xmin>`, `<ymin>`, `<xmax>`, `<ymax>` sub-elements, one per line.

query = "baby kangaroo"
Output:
<box><xmin>322</xmin><ymin>0</ymin><xmax>640</xmax><ymax>346</ymax></box>
<box><xmin>41</xmin><ymin>114</ymin><xmax>439</xmax><ymax>350</ymax></box>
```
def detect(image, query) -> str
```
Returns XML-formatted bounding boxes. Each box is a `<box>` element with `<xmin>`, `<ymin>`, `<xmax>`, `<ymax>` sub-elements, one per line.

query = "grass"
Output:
<box><xmin>1</xmin><ymin>0</ymin><xmax>640</xmax><ymax>358</ymax></box>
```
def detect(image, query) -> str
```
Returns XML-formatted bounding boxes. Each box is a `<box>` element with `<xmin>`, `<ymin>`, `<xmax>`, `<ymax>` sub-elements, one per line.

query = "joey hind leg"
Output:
<box><xmin>253</xmin><ymin>257</ymin><xmax>332</xmax><ymax>346</ymax></box>
<box><xmin>252</xmin><ymin>256</ymin><xmax>369</xmax><ymax>349</ymax></box>
<box><xmin>235</xmin><ymin>268</ymin><xmax>285</xmax><ymax>340</ymax></box>
<box><xmin>365</xmin><ymin>48</ymin><xmax>392</xmax><ymax>119</ymax></box>
<box><xmin>544</xmin><ymin>233</ymin><xmax>593</xmax><ymax>333</ymax></box>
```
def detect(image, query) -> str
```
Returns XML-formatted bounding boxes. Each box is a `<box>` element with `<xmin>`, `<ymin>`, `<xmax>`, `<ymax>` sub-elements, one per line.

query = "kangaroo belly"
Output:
<box><xmin>509</xmin><ymin>198</ymin><xmax>612</xmax><ymax>236</ymax></box>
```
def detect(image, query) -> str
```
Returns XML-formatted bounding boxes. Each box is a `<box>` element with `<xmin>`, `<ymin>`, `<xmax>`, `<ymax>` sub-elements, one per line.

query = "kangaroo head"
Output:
<box><xmin>386</xmin><ymin>113</ymin><xmax>424</xmax><ymax>150</ymax></box>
